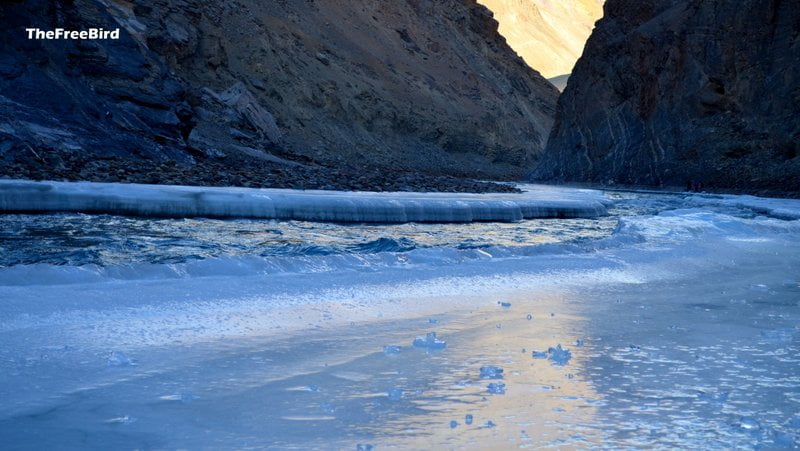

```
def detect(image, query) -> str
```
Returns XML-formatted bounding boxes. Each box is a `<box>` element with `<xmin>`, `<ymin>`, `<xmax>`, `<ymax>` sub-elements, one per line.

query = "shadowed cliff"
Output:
<box><xmin>0</xmin><ymin>0</ymin><xmax>558</xmax><ymax>191</ymax></box>
<box><xmin>533</xmin><ymin>0</ymin><xmax>800</xmax><ymax>194</ymax></box>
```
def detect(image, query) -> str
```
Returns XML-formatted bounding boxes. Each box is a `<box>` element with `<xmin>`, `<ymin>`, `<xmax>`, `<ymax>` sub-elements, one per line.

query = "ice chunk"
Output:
<box><xmin>486</xmin><ymin>382</ymin><xmax>506</xmax><ymax>394</ymax></box>
<box><xmin>412</xmin><ymin>332</ymin><xmax>447</xmax><ymax>350</ymax></box>
<box><xmin>107</xmin><ymin>351</ymin><xmax>135</xmax><ymax>367</ymax></box>
<box><xmin>532</xmin><ymin>351</ymin><xmax>548</xmax><ymax>359</ymax></box>
<box><xmin>575</xmin><ymin>339</ymin><xmax>585</xmax><ymax>347</ymax></box>
<box><xmin>479</xmin><ymin>366</ymin><xmax>504</xmax><ymax>380</ymax></box>
<box><xmin>737</xmin><ymin>416</ymin><xmax>761</xmax><ymax>431</ymax></box>
<box><xmin>465</xmin><ymin>414</ymin><xmax>473</xmax><ymax>425</ymax></box>
<box><xmin>548</xmin><ymin>345</ymin><xmax>572</xmax><ymax>366</ymax></box>
<box><xmin>383</xmin><ymin>345</ymin><xmax>402</xmax><ymax>356</ymax></box>
<box><xmin>498</xmin><ymin>301</ymin><xmax>511</xmax><ymax>308</ymax></box>
<box><xmin>450</xmin><ymin>420</ymin><xmax>459</xmax><ymax>428</ymax></box>
<box><xmin>696</xmin><ymin>390</ymin><xmax>729</xmax><ymax>405</ymax></box>
<box><xmin>532</xmin><ymin>345</ymin><xmax>572</xmax><ymax>365</ymax></box>
<box><xmin>387</xmin><ymin>388</ymin><xmax>404</xmax><ymax>401</ymax></box>
<box><xmin>526</xmin><ymin>314</ymin><xmax>533</xmax><ymax>320</ymax></box>
<box><xmin>0</xmin><ymin>179</ymin><xmax>611</xmax><ymax>224</ymax></box>
<box><xmin>158</xmin><ymin>393</ymin><xmax>196</xmax><ymax>403</ymax></box>
<box><xmin>356</xmin><ymin>445</ymin><xmax>374</xmax><ymax>451</ymax></box>
<box><xmin>104</xmin><ymin>415</ymin><xmax>136</xmax><ymax>425</ymax></box>
<box><xmin>482</xmin><ymin>420</ymin><xmax>497</xmax><ymax>428</ymax></box>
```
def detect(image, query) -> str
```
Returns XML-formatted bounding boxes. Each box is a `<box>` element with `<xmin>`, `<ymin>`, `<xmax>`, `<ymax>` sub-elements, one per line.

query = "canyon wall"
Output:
<box><xmin>533</xmin><ymin>0</ymin><xmax>800</xmax><ymax>193</ymax></box>
<box><xmin>0</xmin><ymin>0</ymin><xmax>558</xmax><ymax>190</ymax></box>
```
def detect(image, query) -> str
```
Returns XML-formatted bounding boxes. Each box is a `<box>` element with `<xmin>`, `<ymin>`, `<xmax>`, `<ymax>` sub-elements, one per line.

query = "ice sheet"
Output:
<box><xmin>687</xmin><ymin>192</ymin><xmax>800</xmax><ymax>220</ymax></box>
<box><xmin>0</xmin><ymin>179</ymin><xmax>610</xmax><ymax>223</ymax></box>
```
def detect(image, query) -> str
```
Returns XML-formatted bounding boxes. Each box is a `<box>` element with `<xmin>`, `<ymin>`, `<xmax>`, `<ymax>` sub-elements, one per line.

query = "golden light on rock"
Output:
<box><xmin>479</xmin><ymin>0</ymin><xmax>604</xmax><ymax>81</ymax></box>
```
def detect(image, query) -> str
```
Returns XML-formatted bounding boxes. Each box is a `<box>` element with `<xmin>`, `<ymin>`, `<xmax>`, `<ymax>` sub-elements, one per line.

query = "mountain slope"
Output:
<box><xmin>478</xmin><ymin>0</ymin><xmax>604</xmax><ymax>79</ymax></box>
<box><xmin>533</xmin><ymin>0</ymin><xmax>800</xmax><ymax>193</ymax></box>
<box><xmin>0</xmin><ymin>0</ymin><xmax>558</xmax><ymax>190</ymax></box>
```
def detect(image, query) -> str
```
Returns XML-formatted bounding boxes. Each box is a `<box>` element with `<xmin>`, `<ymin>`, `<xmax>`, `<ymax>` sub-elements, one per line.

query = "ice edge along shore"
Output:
<box><xmin>0</xmin><ymin>179</ymin><xmax>611</xmax><ymax>223</ymax></box>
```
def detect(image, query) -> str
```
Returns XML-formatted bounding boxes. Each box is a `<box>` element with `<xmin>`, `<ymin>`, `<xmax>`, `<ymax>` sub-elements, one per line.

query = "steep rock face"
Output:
<box><xmin>0</xmin><ymin>0</ymin><xmax>559</xmax><ymax>189</ymax></box>
<box><xmin>534</xmin><ymin>0</ymin><xmax>800</xmax><ymax>193</ymax></box>
<box><xmin>478</xmin><ymin>0</ymin><xmax>604</xmax><ymax>79</ymax></box>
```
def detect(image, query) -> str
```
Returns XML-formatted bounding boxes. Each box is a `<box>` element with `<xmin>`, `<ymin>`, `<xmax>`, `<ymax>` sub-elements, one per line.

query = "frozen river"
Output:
<box><xmin>0</xmin><ymin>184</ymin><xmax>798</xmax><ymax>449</ymax></box>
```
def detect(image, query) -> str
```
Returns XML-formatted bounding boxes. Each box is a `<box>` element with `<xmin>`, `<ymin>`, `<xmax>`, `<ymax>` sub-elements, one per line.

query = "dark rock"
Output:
<box><xmin>216</xmin><ymin>83</ymin><xmax>282</xmax><ymax>144</ymax></box>
<box><xmin>0</xmin><ymin>0</ymin><xmax>557</xmax><ymax>192</ymax></box>
<box><xmin>533</xmin><ymin>0</ymin><xmax>800</xmax><ymax>193</ymax></box>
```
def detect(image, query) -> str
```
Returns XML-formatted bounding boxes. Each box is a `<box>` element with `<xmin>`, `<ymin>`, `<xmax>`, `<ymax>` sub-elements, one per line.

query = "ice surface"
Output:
<box><xmin>0</xmin><ymin>179</ymin><xmax>611</xmax><ymax>223</ymax></box>
<box><xmin>1</xmin><ymin>189</ymin><xmax>799</xmax><ymax>449</ymax></box>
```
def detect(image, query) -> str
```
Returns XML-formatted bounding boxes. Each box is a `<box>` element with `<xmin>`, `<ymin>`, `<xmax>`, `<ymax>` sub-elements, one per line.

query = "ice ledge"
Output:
<box><xmin>0</xmin><ymin>179</ymin><xmax>610</xmax><ymax>223</ymax></box>
<box><xmin>688</xmin><ymin>194</ymin><xmax>800</xmax><ymax>221</ymax></box>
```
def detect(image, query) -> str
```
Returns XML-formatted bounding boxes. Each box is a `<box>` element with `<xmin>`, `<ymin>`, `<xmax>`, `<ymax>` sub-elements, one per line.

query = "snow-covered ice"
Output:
<box><xmin>687</xmin><ymin>192</ymin><xmax>800</xmax><ymax>220</ymax></box>
<box><xmin>0</xmin><ymin>179</ymin><xmax>610</xmax><ymax>223</ymax></box>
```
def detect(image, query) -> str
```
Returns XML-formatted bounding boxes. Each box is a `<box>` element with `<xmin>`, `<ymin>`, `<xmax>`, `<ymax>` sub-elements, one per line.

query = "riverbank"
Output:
<box><xmin>0</xmin><ymin>153</ymin><xmax>521</xmax><ymax>194</ymax></box>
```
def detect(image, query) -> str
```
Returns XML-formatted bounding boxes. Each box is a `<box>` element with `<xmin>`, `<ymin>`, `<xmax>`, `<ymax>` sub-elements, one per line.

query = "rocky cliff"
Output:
<box><xmin>534</xmin><ymin>0</ymin><xmax>800</xmax><ymax>193</ymax></box>
<box><xmin>478</xmin><ymin>0</ymin><xmax>604</xmax><ymax>80</ymax></box>
<box><xmin>0</xmin><ymin>0</ymin><xmax>558</xmax><ymax>191</ymax></box>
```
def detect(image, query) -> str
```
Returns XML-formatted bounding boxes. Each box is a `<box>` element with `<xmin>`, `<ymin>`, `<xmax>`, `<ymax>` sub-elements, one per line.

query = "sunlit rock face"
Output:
<box><xmin>478</xmin><ymin>0</ymin><xmax>604</xmax><ymax>80</ymax></box>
